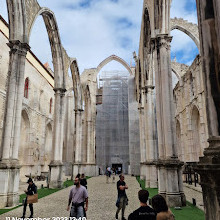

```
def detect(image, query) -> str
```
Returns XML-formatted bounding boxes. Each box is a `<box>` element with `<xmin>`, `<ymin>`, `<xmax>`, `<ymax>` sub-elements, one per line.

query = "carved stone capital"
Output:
<box><xmin>0</xmin><ymin>159</ymin><xmax>21</xmax><ymax>169</ymax></box>
<box><xmin>151</xmin><ymin>35</ymin><xmax>173</xmax><ymax>51</ymax></box>
<box><xmin>7</xmin><ymin>40</ymin><xmax>30</xmax><ymax>56</ymax></box>
<box><xmin>53</xmin><ymin>88</ymin><xmax>67</xmax><ymax>96</ymax></box>
<box><xmin>156</xmin><ymin>158</ymin><xmax>184</xmax><ymax>168</ymax></box>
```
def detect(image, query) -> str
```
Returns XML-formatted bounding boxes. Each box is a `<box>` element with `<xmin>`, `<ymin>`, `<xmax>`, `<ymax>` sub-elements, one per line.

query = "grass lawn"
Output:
<box><xmin>0</xmin><ymin>177</ymin><xmax>91</xmax><ymax>215</ymax></box>
<box><xmin>136</xmin><ymin>176</ymin><xmax>205</xmax><ymax>220</ymax></box>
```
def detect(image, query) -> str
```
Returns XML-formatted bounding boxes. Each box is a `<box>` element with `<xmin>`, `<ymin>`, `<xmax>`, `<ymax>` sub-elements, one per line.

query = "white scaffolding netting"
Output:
<box><xmin>96</xmin><ymin>71</ymin><xmax>130</xmax><ymax>174</ymax></box>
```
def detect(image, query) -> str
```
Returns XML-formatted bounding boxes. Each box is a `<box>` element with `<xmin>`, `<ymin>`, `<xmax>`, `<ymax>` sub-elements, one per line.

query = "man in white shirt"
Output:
<box><xmin>67</xmin><ymin>177</ymin><xmax>88</xmax><ymax>218</ymax></box>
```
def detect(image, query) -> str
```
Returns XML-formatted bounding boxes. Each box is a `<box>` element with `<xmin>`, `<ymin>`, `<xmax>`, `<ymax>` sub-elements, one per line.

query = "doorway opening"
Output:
<box><xmin>112</xmin><ymin>163</ymin><xmax>123</xmax><ymax>174</ymax></box>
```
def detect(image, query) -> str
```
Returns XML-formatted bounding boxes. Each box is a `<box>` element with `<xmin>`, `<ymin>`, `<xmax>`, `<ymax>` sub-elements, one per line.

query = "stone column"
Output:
<box><xmin>195</xmin><ymin>1</ymin><xmax>220</xmax><ymax>219</ymax></box>
<box><xmin>72</xmin><ymin>109</ymin><xmax>83</xmax><ymax>176</ymax></box>
<box><xmin>87</xmin><ymin>119</ymin><xmax>96</xmax><ymax>165</ymax></box>
<box><xmin>145</xmin><ymin>86</ymin><xmax>158</xmax><ymax>188</ymax></box>
<box><xmin>84</xmin><ymin>119</ymin><xmax>97</xmax><ymax>176</ymax></box>
<box><xmin>0</xmin><ymin>40</ymin><xmax>30</xmax><ymax>208</ymax></box>
<box><xmin>49</xmin><ymin>88</ymin><xmax>66</xmax><ymax>188</ymax></box>
<box><xmin>152</xmin><ymin>35</ymin><xmax>185</xmax><ymax>207</ymax></box>
<box><xmin>139</xmin><ymin>106</ymin><xmax>146</xmax><ymax>179</ymax></box>
<box><xmin>63</xmin><ymin>94</ymin><xmax>73</xmax><ymax>175</ymax></box>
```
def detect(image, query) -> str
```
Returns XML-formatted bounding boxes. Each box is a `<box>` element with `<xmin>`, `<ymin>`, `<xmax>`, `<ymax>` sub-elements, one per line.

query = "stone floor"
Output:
<box><xmin>183</xmin><ymin>183</ymin><xmax>204</xmax><ymax>211</ymax></box>
<box><xmin>1</xmin><ymin>175</ymin><xmax>141</xmax><ymax>220</ymax></box>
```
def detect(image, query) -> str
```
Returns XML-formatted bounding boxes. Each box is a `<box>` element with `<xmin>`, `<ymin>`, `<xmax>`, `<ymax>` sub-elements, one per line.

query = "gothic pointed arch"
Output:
<box><xmin>43</xmin><ymin>122</ymin><xmax>53</xmax><ymax>172</ymax></box>
<box><xmin>28</xmin><ymin>7</ymin><xmax>66</xmax><ymax>88</ymax></box>
<box><xmin>96</xmin><ymin>55</ymin><xmax>132</xmax><ymax>76</ymax></box>
<box><xmin>69</xmin><ymin>58</ymin><xmax>83</xmax><ymax>110</ymax></box>
<box><xmin>170</xmin><ymin>18</ymin><xmax>200</xmax><ymax>51</ymax></box>
<box><xmin>191</xmin><ymin>105</ymin><xmax>201</xmax><ymax>161</ymax></box>
<box><xmin>176</xmin><ymin>119</ymin><xmax>183</xmax><ymax>160</ymax></box>
<box><xmin>19</xmin><ymin>109</ymin><xmax>31</xmax><ymax>179</ymax></box>
<box><xmin>6</xmin><ymin>0</ymin><xmax>28</xmax><ymax>42</ymax></box>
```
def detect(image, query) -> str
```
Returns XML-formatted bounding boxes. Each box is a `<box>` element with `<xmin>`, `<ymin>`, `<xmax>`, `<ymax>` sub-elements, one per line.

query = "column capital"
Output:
<box><xmin>74</xmin><ymin>108</ymin><xmax>84</xmax><ymax>113</ymax></box>
<box><xmin>53</xmin><ymin>88</ymin><xmax>67</xmax><ymax>97</ymax></box>
<box><xmin>145</xmin><ymin>85</ymin><xmax>155</xmax><ymax>94</ymax></box>
<box><xmin>151</xmin><ymin>34</ymin><xmax>173</xmax><ymax>51</ymax></box>
<box><xmin>7</xmin><ymin>40</ymin><xmax>30</xmax><ymax>56</ymax></box>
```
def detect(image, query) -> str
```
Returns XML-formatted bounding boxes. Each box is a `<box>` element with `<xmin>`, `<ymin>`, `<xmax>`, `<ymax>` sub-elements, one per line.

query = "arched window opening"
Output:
<box><xmin>191</xmin><ymin>106</ymin><xmax>201</xmax><ymax>161</ymax></box>
<box><xmin>24</xmin><ymin>77</ymin><xmax>29</xmax><ymax>98</ymax></box>
<box><xmin>171</xmin><ymin>30</ymin><xmax>199</xmax><ymax>66</ymax></box>
<box><xmin>49</xmin><ymin>98</ymin><xmax>53</xmax><ymax>114</ymax></box>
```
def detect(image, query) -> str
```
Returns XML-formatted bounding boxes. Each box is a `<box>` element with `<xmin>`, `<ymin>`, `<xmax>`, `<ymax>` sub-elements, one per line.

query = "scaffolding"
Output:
<box><xmin>96</xmin><ymin>71</ymin><xmax>130</xmax><ymax>174</ymax></box>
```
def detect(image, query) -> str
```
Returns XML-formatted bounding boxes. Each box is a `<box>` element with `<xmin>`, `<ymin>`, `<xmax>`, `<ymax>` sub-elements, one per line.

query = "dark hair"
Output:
<box><xmin>76</xmin><ymin>173</ymin><xmax>80</xmax><ymax>178</ymax></box>
<box><xmin>119</xmin><ymin>174</ymin><xmax>124</xmax><ymax>178</ymax></box>
<box><xmin>152</xmin><ymin>195</ymin><xmax>168</xmax><ymax>213</ymax></box>
<box><xmin>138</xmin><ymin>190</ymin><xmax>149</xmax><ymax>203</ymax></box>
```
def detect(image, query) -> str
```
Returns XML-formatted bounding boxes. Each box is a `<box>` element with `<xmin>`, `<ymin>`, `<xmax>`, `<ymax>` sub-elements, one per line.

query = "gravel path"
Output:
<box><xmin>1</xmin><ymin>175</ymin><xmax>141</xmax><ymax>220</ymax></box>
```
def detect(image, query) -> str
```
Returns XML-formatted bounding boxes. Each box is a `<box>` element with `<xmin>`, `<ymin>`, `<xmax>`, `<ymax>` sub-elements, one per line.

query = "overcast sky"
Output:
<box><xmin>0</xmin><ymin>0</ymin><xmax>199</xmax><ymax>73</ymax></box>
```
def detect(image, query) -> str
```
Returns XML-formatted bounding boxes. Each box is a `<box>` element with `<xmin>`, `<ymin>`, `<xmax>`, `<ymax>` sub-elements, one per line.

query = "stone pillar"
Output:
<box><xmin>195</xmin><ymin>1</ymin><xmax>220</xmax><ymax>219</ymax></box>
<box><xmin>145</xmin><ymin>86</ymin><xmax>158</xmax><ymax>188</ymax></box>
<box><xmin>86</xmin><ymin>120</ymin><xmax>96</xmax><ymax>164</ymax></box>
<box><xmin>63</xmin><ymin>94</ymin><xmax>73</xmax><ymax>176</ymax></box>
<box><xmin>139</xmin><ymin>106</ymin><xmax>146</xmax><ymax>179</ymax></box>
<box><xmin>152</xmin><ymin>35</ymin><xmax>185</xmax><ymax>207</ymax></box>
<box><xmin>49</xmin><ymin>88</ymin><xmax>66</xmax><ymax>188</ymax></box>
<box><xmin>72</xmin><ymin>109</ymin><xmax>83</xmax><ymax>176</ymax></box>
<box><xmin>0</xmin><ymin>40</ymin><xmax>30</xmax><ymax>208</ymax></box>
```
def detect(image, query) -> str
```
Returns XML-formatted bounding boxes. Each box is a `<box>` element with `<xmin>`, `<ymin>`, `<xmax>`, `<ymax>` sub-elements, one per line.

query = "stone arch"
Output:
<box><xmin>171</xmin><ymin>68</ymin><xmax>181</xmax><ymax>80</ymax></box>
<box><xmin>81</xmin><ymin>85</ymin><xmax>91</xmax><ymax>163</ymax></box>
<box><xmin>170</xmin><ymin>18</ymin><xmax>200</xmax><ymax>51</ymax></box>
<box><xmin>191</xmin><ymin>105</ymin><xmax>201</xmax><ymax>161</ymax></box>
<box><xmin>142</xmin><ymin>6</ymin><xmax>152</xmax><ymax>83</ymax></box>
<box><xmin>176</xmin><ymin>119</ymin><xmax>183</xmax><ymax>160</ymax></box>
<box><xmin>6</xmin><ymin>0</ymin><xmax>28</xmax><ymax>42</ymax></box>
<box><xmin>28</xmin><ymin>7</ymin><xmax>66</xmax><ymax>88</ymax></box>
<box><xmin>69</xmin><ymin>59</ymin><xmax>83</xmax><ymax>110</ymax></box>
<box><xmin>96</xmin><ymin>55</ymin><xmax>132</xmax><ymax>76</ymax></box>
<box><xmin>43</xmin><ymin>122</ymin><xmax>53</xmax><ymax>172</ymax></box>
<box><xmin>19</xmin><ymin>109</ymin><xmax>30</xmax><ymax>179</ymax></box>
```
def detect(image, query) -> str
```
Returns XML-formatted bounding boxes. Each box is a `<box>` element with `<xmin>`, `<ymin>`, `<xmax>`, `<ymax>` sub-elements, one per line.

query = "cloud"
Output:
<box><xmin>0</xmin><ymin>0</ymin><xmax>199</xmax><ymax>72</ymax></box>
<box><xmin>171</xmin><ymin>0</ymin><xmax>198</xmax><ymax>23</ymax></box>
<box><xmin>170</xmin><ymin>0</ymin><xmax>199</xmax><ymax>65</ymax></box>
<box><xmin>33</xmin><ymin>0</ymin><xmax>143</xmax><ymax>73</ymax></box>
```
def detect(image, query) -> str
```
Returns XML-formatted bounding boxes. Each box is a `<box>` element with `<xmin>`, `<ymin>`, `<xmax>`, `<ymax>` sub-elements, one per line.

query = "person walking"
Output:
<box><xmin>152</xmin><ymin>195</ymin><xmax>175</xmax><ymax>220</ymax></box>
<box><xmin>106</xmin><ymin>167</ymin><xmax>110</xmax><ymax>183</ymax></box>
<box><xmin>67</xmin><ymin>177</ymin><xmax>88</xmax><ymax>218</ymax></box>
<box><xmin>21</xmin><ymin>178</ymin><xmax>37</xmax><ymax>219</ymax></box>
<box><xmin>80</xmin><ymin>173</ymin><xmax>87</xmax><ymax>189</ymax></box>
<box><xmin>115</xmin><ymin>174</ymin><xmax>128</xmax><ymax>220</ymax></box>
<box><xmin>128</xmin><ymin>190</ymin><xmax>156</xmax><ymax>220</ymax></box>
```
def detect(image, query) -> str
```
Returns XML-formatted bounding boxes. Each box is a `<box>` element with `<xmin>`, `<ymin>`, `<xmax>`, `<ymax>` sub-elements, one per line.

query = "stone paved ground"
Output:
<box><xmin>1</xmin><ymin>175</ymin><xmax>141</xmax><ymax>220</ymax></box>
<box><xmin>183</xmin><ymin>183</ymin><xmax>204</xmax><ymax>211</ymax></box>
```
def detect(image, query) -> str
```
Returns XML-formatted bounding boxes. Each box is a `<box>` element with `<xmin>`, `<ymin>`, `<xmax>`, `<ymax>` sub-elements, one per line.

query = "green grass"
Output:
<box><xmin>136</xmin><ymin>176</ymin><xmax>205</xmax><ymax>220</ymax></box>
<box><xmin>136</xmin><ymin>176</ymin><xmax>158</xmax><ymax>198</ymax></box>
<box><xmin>0</xmin><ymin>177</ymin><xmax>92</xmax><ymax>216</ymax></box>
<box><xmin>63</xmin><ymin>176</ymin><xmax>91</xmax><ymax>188</ymax></box>
<box><xmin>171</xmin><ymin>201</ymin><xmax>205</xmax><ymax>220</ymax></box>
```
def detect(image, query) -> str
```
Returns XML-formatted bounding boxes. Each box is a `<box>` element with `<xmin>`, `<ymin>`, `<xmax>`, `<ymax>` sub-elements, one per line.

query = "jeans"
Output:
<box><xmin>70</xmin><ymin>204</ymin><xmax>85</xmax><ymax>218</ymax></box>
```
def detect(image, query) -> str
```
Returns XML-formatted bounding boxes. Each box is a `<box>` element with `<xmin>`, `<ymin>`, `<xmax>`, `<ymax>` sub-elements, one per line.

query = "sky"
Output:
<box><xmin>0</xmin><ymin>0</ymin><xmax>199</xmax><ymax>73</ymax></box>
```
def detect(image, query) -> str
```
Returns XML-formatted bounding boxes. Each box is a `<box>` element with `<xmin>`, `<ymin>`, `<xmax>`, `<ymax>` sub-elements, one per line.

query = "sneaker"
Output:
<box><xmin>115</xmin><ymin>213</ymin><xmax>118</xmax><ymax>219</ymax></box>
